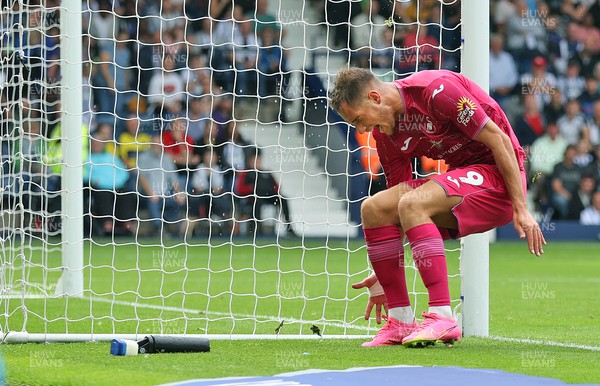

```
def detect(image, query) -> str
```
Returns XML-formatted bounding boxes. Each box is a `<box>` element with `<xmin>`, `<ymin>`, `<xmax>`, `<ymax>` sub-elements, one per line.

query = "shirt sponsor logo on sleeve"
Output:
<box><xmin>456</xmin><ymin>97</ymin><xmax>476</xmax><ymax>126</ymax></box>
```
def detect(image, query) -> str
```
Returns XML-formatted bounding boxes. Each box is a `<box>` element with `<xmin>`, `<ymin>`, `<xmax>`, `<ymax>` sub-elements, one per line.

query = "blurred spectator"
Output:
<box><xmin>219</xmin><ymin>120</ymin><xmax>251</xmax><ymax>192</ymax></box>
<box><xmin>211</xmin><ymin>3</ymin><xmax>244</xmax><ymax>91</ymax></box>
<box><xmin>545</xmin><ymin>12</ymin><xmax>568</xmax><ymax>75</ymax></box>
<box><xmin>586</xmin><ymin>100</ymin><xmax>600</xmax><ymax>145</ymax></box>
<box><xmin>147</xmin><ymin>54</ymin><xmax>185</xmax><ymax>117</ymax></box>
<box><xmin>186</xmin><ymin>97</ymin><xmax>211</xmax><ymax>145</ymax></box>
<box><xmin>564</xmin><ymin>22</ymin><xmax>585</xmax><ymax>64</ymax></box>
<box><xmin>530</xmin><ymin>121</ymin><xmax>569</xmax><ymax>176</ymax></box>
<box><xmin>117</xmin><ymin>115</ymin><xmax>152</xmax><ymax>169</ymax></box>
<box><xmin>235</xmin><ymin>149</ymin><xmax>296</xmax><ymax>236</ymax></box>
<box><xmin>94</xmin><ymin>123</ymin><xmax>118</xmax><ymax>155</ymax></box>
<box><xmin>545</xmin><ymin>0</ymin><xmax>564</xmax><ymax>15</ymax></box>
<box><xmin>45</xmin><ymin>106</ymin><xmax>89</xmax><ymax>195</ymax></box>
<box><xmin>325</xmin><ymin>0</ymin><xmax>357</xmax><ymax>48</ymax></box>
<box><xmin>211</xmin><ymin>96</ymin><xmax>234</xmax><ymax>144</ymax></box>
<box><xmin>395</xmin><ymin>0</ymin><xmax>437</xmax><ymax>23</ymax></box>
<box><xmin>557</xmin><ymin>99</ymin><xmax>587</xmax><ymax>144</ymax></box>
<box><xmin>185</xmin><ymin>1</ymin><xmax>210</xmax><ymax>29</ymax></box>
<box><xmin>12</xmin><ymin>119</ymin><xmax>44</xmax><ymax>211</ymax></box>
<box><xmin>84</xmin><ymin>134</ymin><xmax>136</xmax><ymax>236</ymax></box>
<box><xmin>88</xmin><ymin>0</ymin><xmax>118</xmax><ymax>50</ymax></box>
<box><xmin>557</xmin><ymin>60</ymin><xmax>585</xmax><ymax>101</ymax></box>
<box><xmin>372</xmin><ymin>28</ymin><xmax>395</xmax><ymax>69</ymax></box>
<box><xmin>162</xmin><ymin>116</ymin><xmax>201</xmax><ymax>189</ymax></box>
<box><xmin>192</xmin><ymin>18</ymin><xmax>213</xmax><ymax>57</ymax></box>
<box><xmin>579</xmin><ymin>77</ymin><xmax>600</xmax><ymax>118</ymax></box>
<box><xmin>493</xmin><ymin>0</ymin><xmax>516</xmax><ymax>34</ymax></box>
<box><xmin>589</xmin><ymin>1</ymin><xmax>600</xmax><ymax>29</ymax></box>
<box><xmin>136</xmin><ymin>135</ymin><xmax>186</xmax><ymax>236</ymax></box>
<box><xmin>93</xmin><ymin>30</ymin><xmax>133</xmax><ymax>123</ymax></box>
<box><xmin>529</xmin><ymin>121</ymin><xmax>568</xmax><ymax>211</ymax></box>
<box><xmin>568</xmin><ymin>174</ymin><xmax>597</xmax><ymax>220</ymax></box>
<box><xmin>551</xmin><ymin>145</ymin><xmax>583</xmax><ymax>218</ymax></box>
<box><xmin>221</xmin><ymin>121</ymin><xmax>250</xmax><ymax>173</ymax></box>
<box><xmin>398</xmin><ymin>25</ymin><xmax>439</xmax><ymax>73</ymax></box>
<box><xmin>189</xmin><ymin>150</ymin><xmax>233</xmax><ymax>231</ymax></box>
<box><xmin>119</xmin><ymin>1</ymin><xmax>140</xmax><ymax>38</ymax></box>
<box><xmin>571</xmin><ymin>36</ymin><xmax>600</xmax><ymax>78</ymax></box>
<box><xmin>590</xmin><ymin>145</ymin><xmax>600</xmax><ymax>182</ymax></box>
<box><xmin>580</xmin><ymin>191</ymin><xmax>600</xmax><ymax>225</ymax></box>
<box><xmin>521</xmin><ymin>56</ymin><xmax>558</xmax><ymax>108</ymax></box>
<box><xmin>184</xmin><ymin>54</ymin><xmax>210</xmax><ymax>97</ymax></box>
<box><xmin>489</xmin><ymin>33</ymin><xmax>518</xmax><ymax>110</ymax></box>
<box><xmin>44</xmin><ymin>26</ymin><xmax>61</xmax><ymax>88</ymax></box>
<box><xmin>232</xmin><ymin>17</ymin><xmax>259</xmax><ymax>96</ymax></box>
<box><xmin>515</xmin><ymin>94</ymin><xmax>545</xmax><ymax>146</ymax></box>
<box><xmin>350</xmin><ymin>0</ymin><xmax>387</xmax><ymax>68</ymax></box>
<box><xmin>544</xmin><ymin>88</ymin><xmax>565</xmax><ymax>123</ymax></box>
<box><xmin>135</xmin><ymin>29</ymin><xmax>161</xmax><ymax>97</ymax></box>
<box><xmin>257</xmin><ymin>27</ymin><xmax>286</xmax><ymax>97</ymax></box>
<box><xmin>248</xmin><ymin>0</ymin><xmax>279</xmax><ymax>34</ymax></box>
<box><xmin>163</xmin><ymin>29</ymin><xmax>188</xmax><ymax>73</ymax></box>
<box><xmin>579</xmin><ymin>14</ymin><xmax>600</xmax><ymax>54</ymax></box>
<box><xmin>505</xmin><ymin>1</ymin><xmax>547</xmax><ymax>72</ymax></box>
<box><xmin>160</xmin><ymin>0</ymin><xmax>186</xmax><ymax>32</ymax></box>
<box><xmin>573</xmin><ymin>138</ymin><xmax>594</xmax><ymax>167</ymax></box>
<box><xmin>13</xmin><ymin>118</ymin><xmax>44</xmax><ymax>175</ymax></box>
<box><xmin>561</xmin><ymin>0</ymin><xmax>590</xmax><ymax>22</ymax></box>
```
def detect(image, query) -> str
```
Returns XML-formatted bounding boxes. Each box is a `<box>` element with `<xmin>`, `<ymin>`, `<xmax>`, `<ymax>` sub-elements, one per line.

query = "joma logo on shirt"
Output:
<box><xmin>456</xmin><ymin>96</ymin><xmax>476</xmax><ymax>125</ymax></box>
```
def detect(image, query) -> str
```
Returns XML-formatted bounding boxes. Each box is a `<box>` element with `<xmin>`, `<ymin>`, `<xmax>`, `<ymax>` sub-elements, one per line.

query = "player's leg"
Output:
<box><xmin>399</xmin><ymin>164</ymin><xmax>521</xmax><ymax>347</ymax></box>
<box><xmin>359</xmin><ymin>182</ymin><xmax>418</xmax><ymax>346</ymax></box>
<box><xmin>397</xmin><ymin>180</ymin><xmax>462</xmax><ymax>347</ymax></box>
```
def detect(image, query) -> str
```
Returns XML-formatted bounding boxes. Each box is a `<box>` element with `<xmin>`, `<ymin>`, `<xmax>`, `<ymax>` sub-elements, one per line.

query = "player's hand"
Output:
<box><xmin>351</xmin><ymin>274</ymin><xmax>387</xmax><ymax>324</ymax></box>
<box><xmin>514</xmin><ymin>209</ymin><xmax>546</xmax><ymax>256</ymax></box>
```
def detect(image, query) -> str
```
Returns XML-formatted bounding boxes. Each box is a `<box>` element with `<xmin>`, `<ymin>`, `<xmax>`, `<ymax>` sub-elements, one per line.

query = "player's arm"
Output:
<box><xmin>475</xmin><ymin>120</ymin><xmax>546</xmax><ymax>256</ymax></box>
<box><xmin>351</xmin><ymin>131</ymin><xmax>412</xmax><ymax>323</ymax></box>
<box><xmin>372</xmin><ymin>130</ymin><xmax>413</xmax><ymax>188</ymax></box>
<box><xmin>425</xmin><ymin>77</ymin><xmax>545</xmax><ymax>255</ymax></box>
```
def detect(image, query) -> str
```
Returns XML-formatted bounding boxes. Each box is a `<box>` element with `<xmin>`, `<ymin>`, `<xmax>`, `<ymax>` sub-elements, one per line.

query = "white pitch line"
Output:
<box><xmin>488</xmin><ymin>336</ymin><xmax>600</xmax><ymax>352</ymax></box>
<box><xmin>87</xmin><ymin>296</ymin><xmax>373</xmax><ymax>332</ymax></box>
<box><xmin>32</xmin><ymin>296</ymin><xmax>600</xmax><ymax>349</ymax></box>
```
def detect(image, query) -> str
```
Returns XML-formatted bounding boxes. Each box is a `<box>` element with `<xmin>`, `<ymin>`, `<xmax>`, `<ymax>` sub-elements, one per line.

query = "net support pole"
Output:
<box><xmin>59</xmin><ymin>0</ymin><xmax>84</xmax><ymax>297</ymax></box>
<box><xmin>460</xmin><ymin>0</ymin><xmax>490</xmax><ymax>337</ymax></box>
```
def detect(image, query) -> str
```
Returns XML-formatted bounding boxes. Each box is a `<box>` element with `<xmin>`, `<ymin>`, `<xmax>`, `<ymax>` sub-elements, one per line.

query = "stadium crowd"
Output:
<box><xmin>2</xmin><ymin>0</ymin><xmax>296</xmax><ymax>237</ymax></box>
<box><xmin>1</xmin><ymin>0</ymin><xmax>599</xmax><ymax>240</ymax></box>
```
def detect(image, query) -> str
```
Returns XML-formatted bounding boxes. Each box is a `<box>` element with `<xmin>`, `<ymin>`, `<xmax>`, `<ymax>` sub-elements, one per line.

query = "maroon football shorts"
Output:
<box><xmin>404</xmin><ymin>164</ymin><xmax>526</xmax><ymax>238</ymax></box>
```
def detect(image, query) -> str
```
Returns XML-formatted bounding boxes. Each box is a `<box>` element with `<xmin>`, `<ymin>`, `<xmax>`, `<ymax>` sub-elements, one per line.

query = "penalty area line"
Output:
<box><xmin>488</xmin><ymin>336</ymin><xmax>600</xmax><ymax>352</ymax></box>
<box><xmin>87</xmin><ymin>296</ymin><xmax>373</xmax><ymax>332</ymax></box>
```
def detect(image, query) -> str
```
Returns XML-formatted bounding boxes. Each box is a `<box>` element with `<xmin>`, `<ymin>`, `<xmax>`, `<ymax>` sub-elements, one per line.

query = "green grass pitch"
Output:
<box><xmin>2</xmin><ymin>240</ymin><xmax>599</xmax><ymax>385</ymax></box>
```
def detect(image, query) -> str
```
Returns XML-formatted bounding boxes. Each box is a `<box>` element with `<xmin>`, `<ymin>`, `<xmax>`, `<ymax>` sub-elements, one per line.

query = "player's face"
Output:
<box><xmin>339</xmin><ymin>94</ymin><xmax>396</xmax><ymax>136</ymax></box>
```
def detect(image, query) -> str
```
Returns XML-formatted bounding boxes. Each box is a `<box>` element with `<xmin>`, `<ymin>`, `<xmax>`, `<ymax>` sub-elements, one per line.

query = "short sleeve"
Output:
<box><xmin>424</xmin><ymin>77</ymin><xmax>490</xmax><ymax>140</ymax></box>
<box><xmin>373</xmin><ymin>130</ymin><xmax>413</xmax><ymax>188</ymax></box>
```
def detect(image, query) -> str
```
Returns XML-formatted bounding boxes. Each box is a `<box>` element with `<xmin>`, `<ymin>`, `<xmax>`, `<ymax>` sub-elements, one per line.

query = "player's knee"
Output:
<box><xmin>360</xmin><ymin>196</ymin><xmax>378</xmax><ymax>220</ymax></box>
<box><xmin>397</xmin><ymin>195</ymin><xmax>423</xmax><ymax>218</ymax></box>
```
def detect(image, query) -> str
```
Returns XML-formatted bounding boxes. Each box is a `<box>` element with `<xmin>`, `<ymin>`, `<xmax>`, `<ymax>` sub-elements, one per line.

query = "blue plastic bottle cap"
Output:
<box><xmin>110</xmin><ymin>339</ymin><xmax>138</xmax><ymax>356</ymax></box>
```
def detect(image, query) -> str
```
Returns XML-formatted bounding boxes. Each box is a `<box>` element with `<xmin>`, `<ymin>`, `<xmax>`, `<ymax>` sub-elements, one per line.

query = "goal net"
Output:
<box><xmin>1</xmin><ymin>0</ymin><xmax>488</xmax><ymax>342</ymax></box>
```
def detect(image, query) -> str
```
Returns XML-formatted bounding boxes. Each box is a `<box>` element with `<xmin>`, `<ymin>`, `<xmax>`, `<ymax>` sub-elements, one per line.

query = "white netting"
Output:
<box><xmin>1</xmin><ymin>0</ymin><xmax>468</xmax><ymax>340</ymax></box>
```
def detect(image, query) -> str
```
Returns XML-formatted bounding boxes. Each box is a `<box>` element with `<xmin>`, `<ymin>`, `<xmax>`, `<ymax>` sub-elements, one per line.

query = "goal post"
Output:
<box><xmin>460</xmin><ymin>0</ymin><xmax>490</xmax><ymax>338</ymax></box>
<box><xmin>59</xmin><ymin>0</ymin><xmax>84</xmax><ymax>298</ymax></box>
<box><xmin>0</xmin><ymin>0</ymin><xmax>491</xmax><ymax>343</ymax></box>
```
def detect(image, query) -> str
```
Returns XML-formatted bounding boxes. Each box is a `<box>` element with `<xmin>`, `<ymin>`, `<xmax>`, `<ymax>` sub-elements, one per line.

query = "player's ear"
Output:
<box><xmin>367</xmin><ymin>90</ymin><xmax>381</xmax><ymax>104</ymax></box>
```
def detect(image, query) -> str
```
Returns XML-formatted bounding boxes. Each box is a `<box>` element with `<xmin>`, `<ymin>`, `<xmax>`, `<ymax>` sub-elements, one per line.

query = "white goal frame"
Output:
<box><xmin>3</xmin><ymin>0</ymin><xmax>490</xmax><ymax>343</ymax></box>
